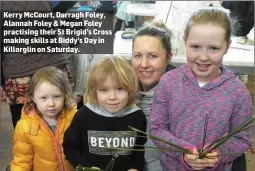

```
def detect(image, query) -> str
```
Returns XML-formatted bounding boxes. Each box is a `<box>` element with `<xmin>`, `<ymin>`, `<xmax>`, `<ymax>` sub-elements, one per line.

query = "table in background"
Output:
<box><xmin>114</xmin><ymin>31</ymin><xmax>254</xmax><ymax>74</ymax></box>
<box><xmin>126</xmin><ymin>3</ymin><xmax>156</xmax><ymax>29</ymax></box>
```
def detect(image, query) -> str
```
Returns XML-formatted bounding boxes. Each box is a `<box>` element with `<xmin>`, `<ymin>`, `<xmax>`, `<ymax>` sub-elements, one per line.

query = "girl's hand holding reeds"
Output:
<box><xmin>204</xmin><ymin>150</ymin><xmax>219</xmax><ymax>168</ymax></box>
<box><xmin>184</xmin><ymin>148</ymin><xmax>208</xmax><ymax>170</ymax></box>
<box><xmin>200</xmin><ymin>144</ymin><xmax>219</xmax><ymax>168</ymax></box>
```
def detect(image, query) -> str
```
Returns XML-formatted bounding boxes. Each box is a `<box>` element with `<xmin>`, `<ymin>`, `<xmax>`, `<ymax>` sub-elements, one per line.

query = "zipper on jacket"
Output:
<box><xmin>54</xmin><ymin>118</ymin><xmax>65</xmax><ymax>171</ymax></box>
<box><xmin>38</xmin><ymin>116</ymin><xmax>65</xmax><ymax>171</ymax></box>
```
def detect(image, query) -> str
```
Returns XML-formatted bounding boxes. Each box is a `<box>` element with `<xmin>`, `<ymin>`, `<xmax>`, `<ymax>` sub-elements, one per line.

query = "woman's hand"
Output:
<box><xmin>184</xmin><ymin>148</ymin><xmax>208</xmax><ymax>170</ymax></box>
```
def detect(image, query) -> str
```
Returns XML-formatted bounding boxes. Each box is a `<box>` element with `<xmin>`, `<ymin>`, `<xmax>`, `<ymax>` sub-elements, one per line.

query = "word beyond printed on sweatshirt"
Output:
<box><xmin>88</xmin><ymin>131</ymin><xmax>137</xmax><ymax>155</ymax></box>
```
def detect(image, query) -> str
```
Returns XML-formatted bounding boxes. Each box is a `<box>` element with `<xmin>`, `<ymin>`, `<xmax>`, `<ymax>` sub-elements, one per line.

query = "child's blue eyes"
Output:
<box><xmin>210</xmin><ymin>47</ymin><xmax>219</xmax><ymax>51</ymax></box>
<box><xmin>40</xmin><ymin>95</ymin><xmax>61</xmax><ymax>99</ymax></box>
<box><xmin>191</xmin><ymin>45</ymin><xmax>199</xmax><ymax>49</ymax></box>
<box><xmin>98</xmin><ymin>88</ymin><xmax>124</xmax><ymax>92</ymax></box>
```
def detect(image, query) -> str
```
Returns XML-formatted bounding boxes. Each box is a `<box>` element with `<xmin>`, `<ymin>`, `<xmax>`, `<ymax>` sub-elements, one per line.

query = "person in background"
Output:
<box><xmin>149</xmin><ymin>8</ymin><xmax>252</xmax><ymax>171</ymax></box>
<box><xmin>67</xmin><ymin>54</ymin><xmax>106</xmax><ymax>109</ymax></box>
<box><xmin>67</xmin><ymin>54</ymin><xmax>90</xmax><ymax>109</ymax></box>
<box><xmin>113</xmin><ymin>1</ymin><xmax>135</xmax><ymax>35</ymax></box>
<box><xmin>52</xmin><ymin>1</ymin><xmax>78</xmax><ymax>12</ymax></box>
<box><xmin>0</xmin><ymin>65</ymin><xmax>5</xmax><ymax>101</ymax></box>
<box><xmin>10</xmin><ymin>66</ymin><xmax>77</xmax><ymax>171</ymax></box>
<box><xmin>63</xmin><ymin>55</ymin><xmax>146</xmax><ymax>171</ymax></box>
<box><xmin>221</xmin><ymin>1</ymin><xmax>254</xmax><ymax>37</ymax></box>
<box><xmin>0</xmin><ymin>1</ymin><xmax>74</xmax><ymax>128</ymax></box>
<box><xmin>132</xmin><ymin>21</ymin><xmax>176</xmax><ymax>171</ymax></box>
<box><xmin>86</xmin><ymin>1</ymin><xmax>116</xmax><ymax>13</ymax></box>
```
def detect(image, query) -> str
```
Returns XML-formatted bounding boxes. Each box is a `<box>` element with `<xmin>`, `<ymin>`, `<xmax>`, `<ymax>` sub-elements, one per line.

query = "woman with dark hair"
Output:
<box><xmin>222</xmin><ymin>1</ymin><xmax>254</xmax><ymax>37</ymax></box>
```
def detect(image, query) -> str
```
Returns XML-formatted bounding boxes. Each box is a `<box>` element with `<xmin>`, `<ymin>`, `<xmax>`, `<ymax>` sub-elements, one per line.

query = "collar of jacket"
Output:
<box><xmin>180</xmin><ymin>64</ymin><xmax>236</xmax><ymax>91</ymax></box>
<box><xmin>20</xmin><ymin>104</ymin><xmax>77</xmax><ymax>135</ymax></box>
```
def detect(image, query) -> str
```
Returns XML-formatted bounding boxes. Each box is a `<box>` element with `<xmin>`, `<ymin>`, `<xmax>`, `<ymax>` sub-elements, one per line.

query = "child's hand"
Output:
<box><xmin>205</xmin><ymin>151</ymin><xmax>219</xmax><ymax>168</ymax></box>
<box><xmin>127</xmin><ymin>169</ymin><xmax>138</xmax><ymax>171</ymax></box>
<box><xmin>184</xmin><ymin>148</ymin><xmax>208</xmax><ymax>170</ymax></box>
<box><xmin>202</xmin><ymin>145</ymin><xmax>219</xmax><ymax>168</ymax></box>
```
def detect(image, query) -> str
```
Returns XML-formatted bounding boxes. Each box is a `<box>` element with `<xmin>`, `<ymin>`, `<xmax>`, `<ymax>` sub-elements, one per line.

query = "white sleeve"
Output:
<box><xmin>72</xmin><ymin>54</ymin><xmax>93</xmax><ymax>96</ymax></box>
<box><xmin>72</xmin><ymin>54</ymin><xmax>106</xmax><ymax>96</ymax></box>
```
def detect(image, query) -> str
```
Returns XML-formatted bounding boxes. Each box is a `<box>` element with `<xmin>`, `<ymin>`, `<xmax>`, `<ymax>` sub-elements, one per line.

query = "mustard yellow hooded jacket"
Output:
<box><xmin>10</xmin><ymin>105</ymin><xmax>77</xmax><ymax>171</ymax></box>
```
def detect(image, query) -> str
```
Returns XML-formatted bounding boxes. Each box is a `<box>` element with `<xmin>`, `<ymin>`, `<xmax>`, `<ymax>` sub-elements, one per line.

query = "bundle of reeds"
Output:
<box><xmin>127</xmin><ymin>114</ymin><xmax>254</xmax><ymax>159</ymax></box>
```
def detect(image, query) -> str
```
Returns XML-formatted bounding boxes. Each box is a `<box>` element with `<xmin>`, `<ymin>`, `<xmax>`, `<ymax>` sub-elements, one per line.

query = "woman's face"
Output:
<box><xmin>132</xmin><ymin>36</ymin><xmax>170</xmax><ymax>92</ymax></box>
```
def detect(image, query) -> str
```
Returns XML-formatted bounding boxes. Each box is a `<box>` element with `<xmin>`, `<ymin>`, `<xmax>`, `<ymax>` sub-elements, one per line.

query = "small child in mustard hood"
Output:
<box><xmin>10</xmin><ymin>66</ymin><xmax>77</xmax><ymax>171</ymax></box>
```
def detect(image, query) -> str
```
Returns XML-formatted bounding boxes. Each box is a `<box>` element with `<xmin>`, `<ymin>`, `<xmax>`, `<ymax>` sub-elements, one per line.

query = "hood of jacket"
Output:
<box><xmin>20</xmin><ymin>104</ymin><xmax>77</xmax><ymax>125</ymax></box>
<box><xmin>180</xmin><ymin>64</ymin><xmax>236</xmax><ymax>90</ymax></box>
<box><xmin>136</xmin><ymin>64</ymin><xmax>177</xmax><ymax>117</ymax></box>
<box><xmin>137</xmin><ymin>64</ymin><xmax>177</xmax><ymax>92</ymax></box>
<box><xmin>86</xmin><ymin>103</ymin><xmax>141</xmax><ymax>117</ymax></box>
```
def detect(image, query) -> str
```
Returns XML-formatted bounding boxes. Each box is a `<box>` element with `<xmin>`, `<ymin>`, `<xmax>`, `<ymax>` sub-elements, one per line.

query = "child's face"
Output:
<box><xmin>96</xmin><ymin>76</ymin><xmax>129</xmax><ymax>113</ymax></box>
<box><xmin>185</xmin><ymin>24</ymin><xmax>230</xmax><ymax>82</ymax></box>
<box><xmin>32</xmin><ymin>82</ymin><xmax>64</xmax><ymax>120</ymax></box>
<box><xmin>132</xmin><ymin>36</ymin><xmax>169</xmax><ymax>92</ymax></box>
